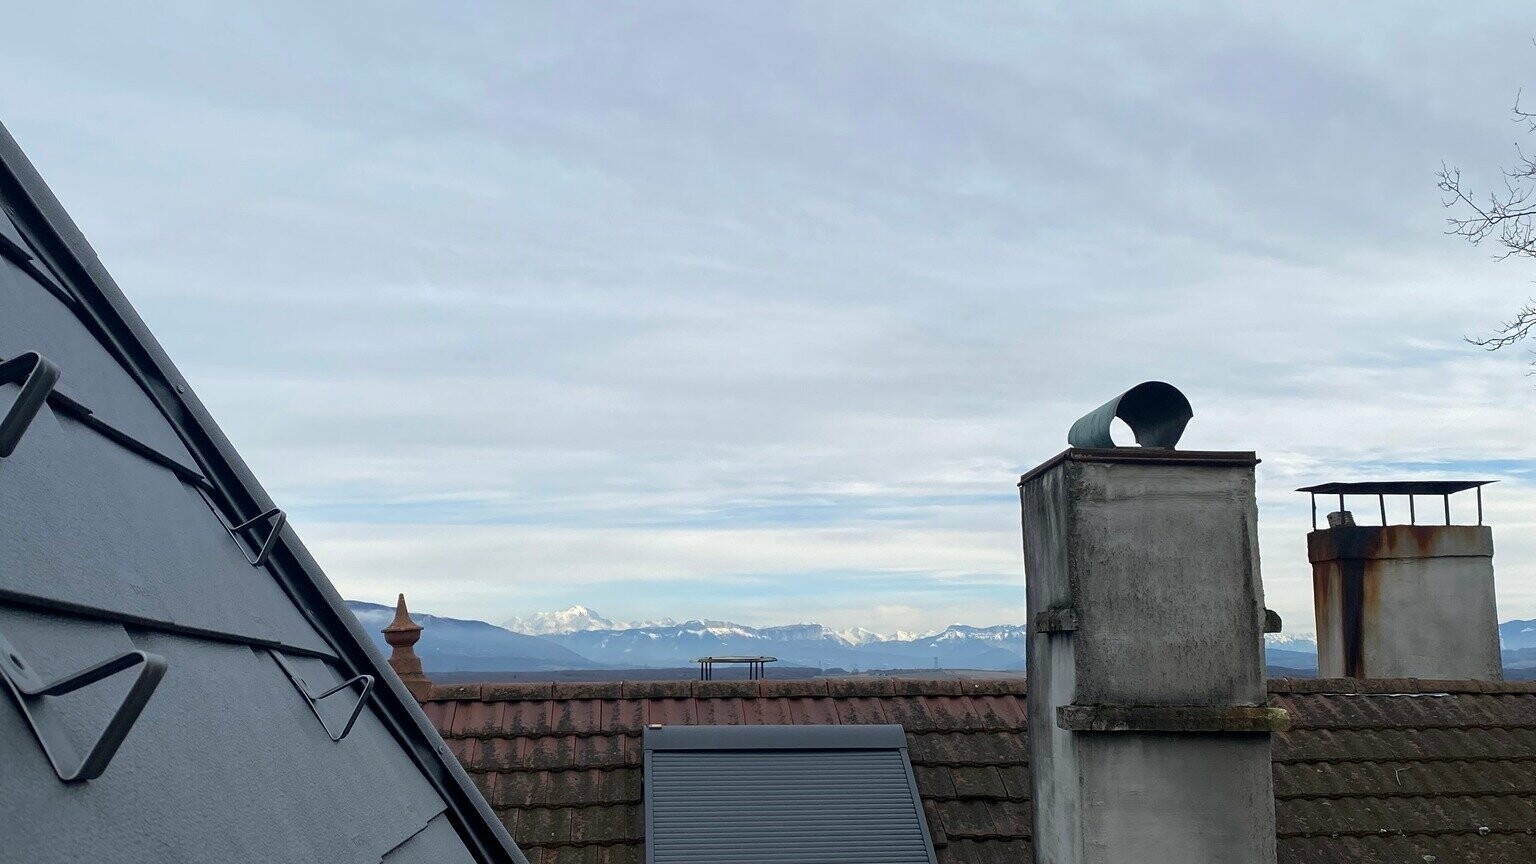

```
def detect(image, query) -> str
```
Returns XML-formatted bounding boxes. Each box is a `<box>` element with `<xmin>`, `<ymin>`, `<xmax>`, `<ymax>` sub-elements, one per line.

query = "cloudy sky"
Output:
<box><xmin>6</xmin><ymin>3</ymin><xmax>1536</xmax><ymax>635</ymax></box>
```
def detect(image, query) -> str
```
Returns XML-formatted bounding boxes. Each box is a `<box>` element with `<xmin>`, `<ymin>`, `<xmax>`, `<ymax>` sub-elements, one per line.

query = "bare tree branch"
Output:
<box><xmin>1440</xmin><ymin>90</ymin><xmax>1536</xmax><ymax>364</ymax></box>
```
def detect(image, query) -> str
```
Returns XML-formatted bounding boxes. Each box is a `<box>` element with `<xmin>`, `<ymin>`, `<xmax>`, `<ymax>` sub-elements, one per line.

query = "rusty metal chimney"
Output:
<box><xmin>1300</xmin><ymin>481</ymin><xmax>1501</xmax><ymax>680</ymax></box>
<box><xmin>382</xmin><ymin>593</ymin><xmax>432</xmax><ymax>701</ymax></box>
<box><xmin>1022</xmin><ymin>384</ymin><xmax>1286</xmax><ymax>864</ymax></box>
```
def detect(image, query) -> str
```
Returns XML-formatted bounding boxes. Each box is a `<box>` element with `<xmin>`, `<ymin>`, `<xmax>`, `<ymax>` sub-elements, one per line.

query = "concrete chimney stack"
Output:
<box><xmin>1300</xmin><ymin>481</ymin><xmax>1501</xmax><ymax>681</ymax></box>
<box><xmin>1021</xmin><ymin>384</ymin><xmax>1285</xmax><ymax>864</ymax></box>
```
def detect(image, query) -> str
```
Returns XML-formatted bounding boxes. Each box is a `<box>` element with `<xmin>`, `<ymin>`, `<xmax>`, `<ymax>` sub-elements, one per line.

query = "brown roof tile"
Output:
<box><xmin>429</xmin><ymin>677</ymin><xmax>1536</xmax><ymax>863</ymax></box>
<box><xmin>784</xmin><ymin>695</ymin><xmax>842</xmax><ymax>725</ymax></box>
<box><xmin>483</xmin><ymin>682</ymin><xmax>556</xmax><ymax>701</ymax></box>
<box><xmin>641</xmin><ymin>698</ymin><xmax>696</xmax><ymax>727</ymax></box>
<box><xmin>949</xmin><ymin>766</ymin><xmax>1010</xmax><ymax>800</ymax></box>
<box><xmin>620</xmin><ymin>681</ymin><xmax>689</xmax><ymax>698</ymax></box>
<box><xmin>911</xmin><ymin>763</ymin><xmax>958</xmax><ymax>798</ymax></box>
<box><xmin>599</xmin><ymin>700</ymin><xmax>646</xmax><ymax>735</ymax></box>
<box><xmin>451</xmin><ymin>700</ymin><xmax>507</xmax><ymax>737</ymax></box>
<box><xmin>758</xmin><ymin>679</ymin><xmax>829</xmax><ymax>697</ymax></box>
<box><xmin>552</xmin><ymin>700</ymin><xmax>604</xmax><ymax>735</ymax></box>
<box><xmin>428</xmin><ymin>683</ymin><xmax>483</xmax><ymax>701</ymax></box>
<box><xmin>554</xmin><ymin>682</ymin><xmax>625</xmax><ymax>700</ymax></box>
<box><xmin>693</xmin><ymin>697</ymin><xmax>747</xmax><ymax>725</ymax></box>
<box><xmin>938</xmin><ymin>838</ymin><xmax>1032</xmax><ymax>864</ymax></box>
<box><xmin>826</xmin><ymin>677</ymin><xmax>895</xmax><ymax>697</ymax></box>
<box><xmin>893</xmin><ymin>679</ymin><xmax>964</xmax><ymax>696</ymax></box>
<box><xmin>511</xmin><ymin>806</ymin><xmax>574</xmax><ymax>846</ymax></box>
<box><xmin>568</xmin><ymin>804</ymin><xmax>643</xmax><ymax>845</ymax></box>
<box><xmin>692</xmin><ymin>680</ymin><xmax>758</xmax><ymax>698</ymax></box>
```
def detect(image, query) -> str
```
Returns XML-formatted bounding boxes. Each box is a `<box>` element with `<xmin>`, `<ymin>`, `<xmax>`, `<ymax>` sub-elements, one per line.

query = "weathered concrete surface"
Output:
<box><xmin>1310</xmin><ymin>524</ymin><xmax>1501</xmax><ymax>680</ymax></box>
<box><xmin>1079</xmin><ymin>735</ymin><xmax>1277</xmax><ymax>864</ymax></box>
<box><xmin>1021</xmin><ymin>448</ymin><xmax>1278</xmax><ymax>864</ymax></box>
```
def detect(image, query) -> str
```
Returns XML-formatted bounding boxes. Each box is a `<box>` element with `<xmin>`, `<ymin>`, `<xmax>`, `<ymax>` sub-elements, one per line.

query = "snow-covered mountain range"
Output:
<box><xmin>502</xmin><ymin>605</ymin><xmax>677</xmax><ymax>636</ymax></box>
<box><xmin>352</xmin><ymin>603</ymin><xmax>1536</xmax><ymax>676</ymax></box>
<box><xmin>507</xmin><ymin>606</ymin><xmax>936</xmax><ymax>644</ymax></box>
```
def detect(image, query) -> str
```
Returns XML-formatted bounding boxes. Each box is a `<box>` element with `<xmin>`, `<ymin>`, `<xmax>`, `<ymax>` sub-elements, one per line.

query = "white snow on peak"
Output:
<box><xmin>836</xmin><ymin>627</ymin><xmax>881</xmax><ymax>646</ymax></box>
<box><xmin>503</xmin><ymin>605</ymin><xmax>617</xmax><ymax>635</ymax></box>
<box><xmin>1264</xmin><ymin>632</ymin><xmax>1319</xmax><ymax>649</ymax></box>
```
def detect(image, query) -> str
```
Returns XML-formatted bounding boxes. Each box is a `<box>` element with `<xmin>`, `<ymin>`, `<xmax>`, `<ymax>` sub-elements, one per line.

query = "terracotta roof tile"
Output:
<box><xmin>691</xmin><ymin>680</ymin><xmax>758</xmax><ymax>698</ymax></box>
<box><xmin>451</xmin><ymin>700</ymin><xmax>507</xmax><ymax>737</ymax></box>
<box><xmin>960</xmin><ymin>680</ymin><xmax>1028</xmax><ymax>696</ymax></box>
<box><xmin>569</xmin><ymin>734</ymin><xmax>641</xmax><ymax>770</ymax></box>
<box><xmin>511</xmin><ymin>806</ymin><xmax>573</xmax><ymax>846</ymax></box>
<box><xmin>599</xmin><ymin>700</ymin><xmax>646</xmax><ymax>735</ymax></box>
<box><xmin>427</xmin><ymin>677</ymin><xmax>1536</xmax><ymax>863</ymax></box>
<box><xmin>883</xmin><ymin>696</ymin><xmax>979</xmax><ymax>731</ymax></box>
<box><xmin>491</xmin><ymin>769</ymin><xmax>640</xmax><ymax>809</ymax></box>
<box><xmin>758</xmin><ymin>679</ymin><xmax>829</xmax><ymax>697</ymax></box>
<box><xmin>428</xmin><ymin>683</ymin><xmax>483</xmax><ymax>701</ymax></box>
<box><xmin>552</xmin><ymin>700</ymin><xmax>604</xmax><ymax>735</ymax></box>
<box><xmin>483</xmin><ymin>683</ymin><xmax>556</xmax><ymax>701</ymax></box>
<box><xmin>1278</xmin><ymin>833</ymin><xmax>1536</xmax><ymax>864</ymax></box>
<box><xmin>826</xmin><ymin>677</ymin><xmax>895</xmax><ymax>697</ymax></box>
<box><xmin>554</xmin><ymin>682</ymin><xmax>624</xmax><ymax>700</ymax></box>
<box><xmin>938</xmin><ymin>838</ymin><xmax>1032</xmax><ymax>864</ymax></box>
<box><xmin>784</xmin><ymin>695</ymin><xmax>842</xmax><ymax>725</ymax></box>
<box><xmin>932</xmin><ymin>799</ymin><xmax>1032</xmax><ymax>841</ymax></box>
<box><xmin>949</xmin><ymin>766</ymin><xmax>1010</xmax><ymax>800</ymax></box>
<box><xmin>568</xmin><ymin>804</ymin><xmax>643</xmax><ymax>845</ymax></box>
<box><xmin>497</xmin><ymin>700</ymin><xmax>555</xmax><ymax>737</ymax></box>
<box><xmin>831</xmin><ymin>695</ymin><xmax>888</xmax><ymax>725</ymax></box>
<box><xmin>738</xmin><ymin>696</ymin><xmax>794</xmax><ymax>725</ymax></box>
<box><xmin>620</xmin><ymin>681</ymin><xmax>689</xmax><ymax>698</ymax></box>
<box><xmin>911</xmin><ymin>764</ymin><xmax>958</xmax><ymax>798</ymax></box>
<box><xmin>642</xmin><ymin>698</ymin><xmax>696</xmax><ymax>727</ymax></box>
<box><xmin>420</xmin><ymin>700</ymin><xmax>456</xmax><ymax>728</ymax></box>
<box><xmin>893</xmin><ymin>679</ymin><xmax>964</xmax><ymax>696</ymax></box>
<box><xmin>693</xmin><ymin>697</ymin><xmax>747</xmax><ymax>725</ymax></box>
<box><xmin>537</xmin><ymin>843</ymin><xmax>642</xmax><ymax>864</ymax></box>
<box><xmin>996</xmin><ymin>765</ymin><xmax>1031</xmax><ymax>799</ymax></box>
<box><xmin>524</xmin><ymin>736</ymin><xmax>578</xmax><ymax>771</ymax></box>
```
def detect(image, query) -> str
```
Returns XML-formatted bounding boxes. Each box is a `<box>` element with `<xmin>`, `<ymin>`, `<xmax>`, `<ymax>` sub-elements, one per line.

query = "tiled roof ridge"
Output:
<box><xmin>427</xmin><ymin>676</ymin><xmax>1536</xmax><ymax>703</ymax></box>
<box><xmin>1279</xmin><ymin>822</ymin><xmax>1536</xmax><ymax>840</ymax></box>
<box><xmin>1284</xmin><ymin>721</ymin><xmax>1536</xmax><ymax>732</ymax></box>
<box><xmin>440</xmin><ymin>726</ymin><xmax>1030</xmax><ymax>742</ymax></box>
<box><xmin>1277</xmin><ymin>790</ymin><xmax>1536</xmax><ymax>802</ymax></box>
<box><xmin>1274</xmin><ymin>754</ymin><xmax>1536</xmax><ymax>765</ymax></box>
<box><xmin>1270</xmin><ymin>678</ymin><xmax>1536</xmax><ymax>695</ymax></box>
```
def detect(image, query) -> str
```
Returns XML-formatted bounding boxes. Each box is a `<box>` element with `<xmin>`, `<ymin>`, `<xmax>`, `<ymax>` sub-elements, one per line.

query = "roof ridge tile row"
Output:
<box><xmin>426</xmin><ymin>678</ymin><xmax>1031</xmax><ymax>701</ymax></box>
<box><xmin>429</xmin><ymin>677</ymin><xmax>1536</xmax><ymax>704</ymax></box>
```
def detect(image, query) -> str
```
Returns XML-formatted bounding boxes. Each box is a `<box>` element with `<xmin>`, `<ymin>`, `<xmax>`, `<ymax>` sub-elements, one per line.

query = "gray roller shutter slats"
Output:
<box><xmin>644</xmin><ymin>725</ymin><xmax>938</xmax><ymax>864</ymax></box>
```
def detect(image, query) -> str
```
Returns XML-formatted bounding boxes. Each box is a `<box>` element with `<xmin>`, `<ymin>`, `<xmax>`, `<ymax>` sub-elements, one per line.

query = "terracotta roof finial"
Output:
<box><xmin>382</xmin><ymin>593</ymin><xmax>430</xmax><ymax>701</ymax></box>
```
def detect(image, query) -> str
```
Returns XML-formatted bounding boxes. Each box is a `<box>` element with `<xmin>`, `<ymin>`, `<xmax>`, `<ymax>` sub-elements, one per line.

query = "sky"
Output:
<box><xmin>5</xmin><ymin>3</ymin><xmax>1536</xmax><ymax>635</ymax></box>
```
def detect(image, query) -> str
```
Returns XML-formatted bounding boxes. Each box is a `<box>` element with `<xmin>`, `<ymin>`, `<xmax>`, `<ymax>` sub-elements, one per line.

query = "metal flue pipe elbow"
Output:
<box><xmin>1067</xmin><ymin>381</ymin><xmax>1193</xmax><ymax>449</ymax></box>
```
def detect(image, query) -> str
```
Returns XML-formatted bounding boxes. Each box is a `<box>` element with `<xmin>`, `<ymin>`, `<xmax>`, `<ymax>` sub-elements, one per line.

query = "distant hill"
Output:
<box><xmin>1501</xmin><ymin>619</ymin><xmax>1536</xmax><ymax>650</ymax></box>
<box><xmin>349</xmin><ymin>601</ymin><xmax>1536</xmax><ymax>676</ymax></box>
<box><xmin>346</xmin><ymin>601</ymin><xmax>595</xmax><ymax>672</ymax></box>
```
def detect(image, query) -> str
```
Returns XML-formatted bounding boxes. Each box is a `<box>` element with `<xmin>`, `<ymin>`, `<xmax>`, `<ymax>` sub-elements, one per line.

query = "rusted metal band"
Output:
<box><xmin>1033</xmin><ymin>607</ymin><xmax>1080</xmax><ymax>633</ymax></box>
